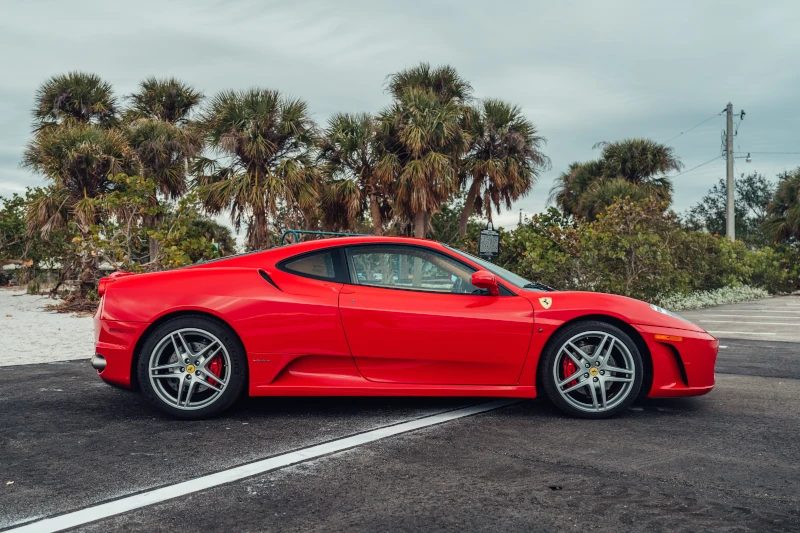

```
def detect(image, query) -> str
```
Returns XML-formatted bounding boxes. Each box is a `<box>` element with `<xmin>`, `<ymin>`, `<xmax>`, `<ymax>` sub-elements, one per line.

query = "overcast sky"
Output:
<box><xmin>2</xmin><ymin>0</ymin><xmax>799</xmax><ymax>230</ymax></box>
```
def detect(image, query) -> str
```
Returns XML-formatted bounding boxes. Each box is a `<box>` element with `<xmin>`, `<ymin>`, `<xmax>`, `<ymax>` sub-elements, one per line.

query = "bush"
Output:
<box><xmin>458</xmin><ymin>197</ymin><xmax>796</xmax><ymax>301</ymax></box>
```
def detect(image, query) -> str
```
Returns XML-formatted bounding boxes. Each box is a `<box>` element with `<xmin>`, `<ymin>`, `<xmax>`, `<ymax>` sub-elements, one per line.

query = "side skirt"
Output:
<box><xmin>250</xmin><ymin>384</ymin><xmax>537</xmax><ymax>398</ymax></box>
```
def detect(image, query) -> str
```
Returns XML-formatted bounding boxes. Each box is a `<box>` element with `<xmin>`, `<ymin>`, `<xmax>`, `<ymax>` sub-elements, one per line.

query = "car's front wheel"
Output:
<box><xmin>541</xmin><ymin>321</ymin><xmax>643</xmax><ymax>418</ymax></box>
<box><xmin>137</xmin><ymin>316</ymin><xmax>246</xmax><ymax>419</ymax></box>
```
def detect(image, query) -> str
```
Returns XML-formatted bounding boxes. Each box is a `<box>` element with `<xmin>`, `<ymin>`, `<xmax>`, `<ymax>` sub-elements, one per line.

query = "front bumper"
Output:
<box><xmin>633</xmin><ymin>324</ymin><xmax>718</xmax><ymax>398</ymax></box>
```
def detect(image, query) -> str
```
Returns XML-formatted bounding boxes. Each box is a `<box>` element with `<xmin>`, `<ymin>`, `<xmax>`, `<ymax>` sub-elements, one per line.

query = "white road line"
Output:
<box><xmin>691</xmin><ymin>310</ymin><xmax>800</xmax><ymax>315</ymax></box>
<box><xmin>699</xmin><ymin>314</ymin><xmax>800</xmax><ymax>319</ymax></box>
<box><xmin>698</xmin><ymin>320</ymin><xmax>800</xmax><ymax>326</ymax></box>
<box><xmin>7</xmin><ymin>400</ymin><xmax>518</xmax><ymax>533</ymax></box>
<box><xmin>707</xmin><ymin>331</ymin><xmax>776</xmax><ymax>336</ymax></box>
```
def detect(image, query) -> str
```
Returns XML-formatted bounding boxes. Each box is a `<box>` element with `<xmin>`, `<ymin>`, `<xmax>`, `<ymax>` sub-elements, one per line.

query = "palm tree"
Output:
<box><xmin>386</xmin><ymin>63</ymin><xmax>472</xmax><ymax>103</ymax></box>
<box><xmin>377</xmin><ymin>64</ymin><xmax>472</xmax><ymax>238</ymax></box>
<box><xmin>549</xmin><ymin>138</ymin><xmax>681</xmax><ymax>218</ymax></box>
<box><xmin>318</xmin><ymin>176</ymin><xmax>364</xmax><ymax>232</ymax></box>
<box><xmin>127</xmin><ymin>77</ymin><xmax>202</xmax><ymax>125</ymax></box>
<box><xmin>549</xmin><ymin>161</ymin><xmax>606</xmax><ymax>216</ymax></box>
<box><xmin>763</xmin><ymin>168</ymin><xmax>800</xmax><ymax>242</ymax></box>
<box><xmin>576</xmin><ymin>178</ymin><xmax>651</xmax><ymax>220</ymax></box>
<box><xmin>459</xmin><ymin>99</ymin><xmax>549</xmax><ymax>235</ymax></box>
<box><xmin>23</xmin><ymin>124</ymin><xmax>135</xmax><ymax>295</ymax></box>
<box><xmin>126</xmin><ymin>78</ymin><xmax>203</xmax><ymax>197</ymax></box>
<box><xmin>597</xmin><ymin>138</ymin><xmax>680</xmax><ymax>199</ymax></box>
<box><xmin>192</xmin><ymin>89</ymin><xmax>317</xmax><ymax>250</ymax></box>
<box><xmin>125</xmin><ymin>79</ymin><xmax>205</xmax><ymax>262</ymax></box>
<box><xmin>32</xmin><ymin>72</ymin><xmax>118</xmax><ymax>132</ymax></box>
<box><xmin>318</xmin><ymin>113</ymin><xmax>389</xmax><ymax>234</ymax></box>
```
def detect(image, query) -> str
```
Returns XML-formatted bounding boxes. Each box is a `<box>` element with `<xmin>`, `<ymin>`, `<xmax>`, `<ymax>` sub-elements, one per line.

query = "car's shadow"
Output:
<box><xmin>219</xmin><ymin>394</ymin><xmax>708</xmax><ymax>422</ymax></box>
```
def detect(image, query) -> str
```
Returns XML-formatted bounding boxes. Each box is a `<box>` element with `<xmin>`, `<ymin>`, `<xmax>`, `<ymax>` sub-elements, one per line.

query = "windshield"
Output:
<box><xmin>444</xmin><ymin>244</ymin><xmax>536</xmax><ymax>289</ymax></box>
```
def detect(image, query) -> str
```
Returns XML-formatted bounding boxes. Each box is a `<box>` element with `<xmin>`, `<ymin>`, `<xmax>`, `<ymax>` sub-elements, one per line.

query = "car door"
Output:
<box><xmin>337</xmin><ymin>244</ymin><xmax>534</xmax><ymax>385</ymax></box>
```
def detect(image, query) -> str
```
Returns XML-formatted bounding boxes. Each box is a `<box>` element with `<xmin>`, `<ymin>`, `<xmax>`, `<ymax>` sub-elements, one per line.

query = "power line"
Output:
<box><xmin>667</xmin><ymin>155</ymin><xmax>723</xmax><ymax>179</ymax></box>
<box><xmin>663</xmin><ymin>110</ymin><xmax>725</xmax><ymax>144</ymax></box>
<box><xmin>744</xmin><ymin>151</ymin><xmax>800</xmax><ymax>155</ymax></box>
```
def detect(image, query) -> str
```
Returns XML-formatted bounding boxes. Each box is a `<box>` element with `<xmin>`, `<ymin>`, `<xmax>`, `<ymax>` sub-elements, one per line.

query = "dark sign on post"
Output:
<box><xmin>478</xmin><ymin>222</ymin><xmax>500</xmax><ymax>261</ymax></box>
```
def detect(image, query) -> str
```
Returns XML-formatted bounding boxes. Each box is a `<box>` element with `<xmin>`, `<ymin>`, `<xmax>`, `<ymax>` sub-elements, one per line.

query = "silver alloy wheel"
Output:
<box><xmin>148</xmin><ymin>328</ymin><xmax>231</xmax><ymax>411</ymax></box>
<box><xmin>552</xmin><ymin>331</ymin><xmax>636</xmax><ymax>413</ymax></box>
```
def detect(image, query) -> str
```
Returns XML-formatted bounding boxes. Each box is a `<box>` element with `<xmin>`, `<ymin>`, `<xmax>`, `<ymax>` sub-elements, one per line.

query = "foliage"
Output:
<box><xmin>126</xmin><ymin>77</ymin><xmax>203</xmax><ymax>125</ymax></box>
<box><xmin>763</xmin><ymin>168</ymin><xmax>800</xmax><ymax>243</ymax></box>
<box><xmin>377</xmin><ymin>64</ymin><xmax>472</xmax><ymax>238</ymax></box>
<box><xmin>459</xmin><ymin>197</ymin><xmax>800</xmax><ymax>302</ymax></box>
<box><xmin>685</xmin><ymin>172</ymin><xmax>775</xmax><ymax>246</ymax></box>
<box><xmin>550</xmin><ymin>138</ymin><xmax>681</xmax><ymax>219</ymax></box>
<box><xmin>428</xmin><ymin>194</ymin><xmax>472</xmax><ymax>245</ymax></box>
<box><xmin>459</xmin><ymin>99</ymin><xmax>550</xmax><ymax>235</ymax></box>
<box><xmin>0</xmin><ymin>194</ymin><xmax>32</xmax><ymax>264</ymax></box>
<box><xmin>23</xmin><ymin>124</ymin><xmax>136</xmax><ymax>236</ymax></box>
<box><xmin>32</xmin><ymin>71</ymin><xmax>118</xmax><ymax>131</ymax></box>
<box><xmin>1</xmin><ymin>192</ymin><xmax>75</xmax><ymax>269</ymax></box>
<box><xmin>75</xmin><ymin>175</ymin><xmax>232</xmax><ymax>271</ymax></box>
<box><xmin>192</xmin><ymin>88</ymin><xmax>318</xmax><ymax>250</ymax></box>
<box><xmin>18</xmin><ymin>69</ymin><xmax>800</xmax><ymax>305</ymax></box>
<box><xmin>317</xmin><ymin>113</ymin><xmax>388</xmax><ymax>233</ymax></box>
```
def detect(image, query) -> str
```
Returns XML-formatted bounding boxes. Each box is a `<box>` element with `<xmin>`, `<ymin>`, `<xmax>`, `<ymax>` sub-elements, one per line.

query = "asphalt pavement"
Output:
<box><xmin>2</xmin><ymin>297</ymin><xmax>799</xmax><ymax>532</ymax></box>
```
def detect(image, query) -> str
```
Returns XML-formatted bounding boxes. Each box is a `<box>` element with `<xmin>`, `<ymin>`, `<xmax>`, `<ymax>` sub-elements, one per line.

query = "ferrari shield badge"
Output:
<box><xmin>538</xmin><ymin>297</ymin><xmax>553</xmax><ymax>309</ymax></box>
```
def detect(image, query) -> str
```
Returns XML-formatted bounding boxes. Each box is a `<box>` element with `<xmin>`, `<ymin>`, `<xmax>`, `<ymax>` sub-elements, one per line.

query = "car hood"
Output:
<box><xmin>518</xmin><ymin>290</ymin><xmax>707</xmax><ymax>333</ymax></box>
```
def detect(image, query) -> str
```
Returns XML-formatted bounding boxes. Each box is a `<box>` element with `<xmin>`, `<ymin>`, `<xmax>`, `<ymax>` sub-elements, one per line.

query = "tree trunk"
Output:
<box><xmin>413</xmin><ymin>210</ymin><xmax>426</xmax><ymax>239</ymax></box>
<box><xmin>411</xmin><ymin>210</ymin><xmax>426</xmax><ymax>287</ymax></box>
<box><xmin>149</xmin><ymin>237</ymin><xmax>159</xmax><ymax>266</ymax></box>
<box><xmin>369</xmin><ymin>195</ymin><xmax>383</xmax><ymax>236</ymax></box>
<box><xmin>459</xmin><ymin>178</ymin><xmax>481</xmax><ymax>236</ymax></box>
<box><xmin>249</xmin><ymin>211</ymin><xmax>270</xmax><ymax>250</ymax></box>
<box><xmin>79</xmin><ymin>248</ymin><xmax>97</xmax><ymax>299</ymax></box>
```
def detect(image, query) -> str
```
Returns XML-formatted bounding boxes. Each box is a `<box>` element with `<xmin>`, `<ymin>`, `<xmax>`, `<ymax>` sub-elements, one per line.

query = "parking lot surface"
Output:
<box><xmin>1</xmin><ymin>297</ymin><xmax>799</xmax><ymax>532</ymax></box>
<box><xmin>680</xmin><ymin>295</ymin><xmax>800</xmax><ymax>343</ymax></box>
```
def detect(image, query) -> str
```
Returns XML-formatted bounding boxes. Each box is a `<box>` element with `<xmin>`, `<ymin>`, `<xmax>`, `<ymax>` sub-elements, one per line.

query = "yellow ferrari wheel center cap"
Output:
<box><xmin>186</xmin><ymin>364</ymin><xmax>195</xmax><ymax>374</ymax></box>
<box><xmin>589</xmin><ymin>367</ymin><xmax>599</xmax><ymax>376</ymax></box>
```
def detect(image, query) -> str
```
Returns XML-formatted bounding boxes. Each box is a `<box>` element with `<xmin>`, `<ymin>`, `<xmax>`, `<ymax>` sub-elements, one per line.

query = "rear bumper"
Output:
<box><xmin>94</xmin><ymin>314</ymin><xmax>148</xmax><ymax>388</ymax></box>
<box><xmin>633</xmin><ymin>324</ymin><xmax>718</xmax><ymax>398</ymax></box>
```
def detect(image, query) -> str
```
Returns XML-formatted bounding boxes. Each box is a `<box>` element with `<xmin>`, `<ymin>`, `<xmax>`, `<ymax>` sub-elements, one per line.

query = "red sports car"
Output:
<box><xmin>92</xmin><ymin>236</ymin><xmax>718</xmax><ymax>419</ymax></box>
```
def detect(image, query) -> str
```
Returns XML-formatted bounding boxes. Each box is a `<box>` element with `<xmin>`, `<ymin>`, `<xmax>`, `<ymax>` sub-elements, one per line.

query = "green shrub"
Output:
<box><xmin>457</xmin><ymin>197</ymin><xmax>796</xmax><ymax>300</ymax></box>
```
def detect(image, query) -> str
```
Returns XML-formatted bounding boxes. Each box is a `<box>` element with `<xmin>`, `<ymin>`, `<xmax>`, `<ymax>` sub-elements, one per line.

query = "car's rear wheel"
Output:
<box><xmin>137</xmin><ymin>316</ymin><xmax>246</xmax><ymax>419</ymax></box>
<box><xmin>541</xmin><ymin>321</ymin><xmax>643</xmax><ymax>418</ymax></box>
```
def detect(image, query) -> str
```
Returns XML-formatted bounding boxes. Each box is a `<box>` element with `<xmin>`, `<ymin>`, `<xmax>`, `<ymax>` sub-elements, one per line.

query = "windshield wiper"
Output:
<box><xmin>522</xmin><ymin>282</ymin><xmax>555</xmax><ymax>291</ymax></box>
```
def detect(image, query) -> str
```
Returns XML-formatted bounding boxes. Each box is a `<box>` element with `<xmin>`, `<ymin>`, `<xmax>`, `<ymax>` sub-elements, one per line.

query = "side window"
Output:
<box><xmin>346</xmin><ymin>246</ymin><xmax>479</xmax><ymax>294</ymax></box>
<box><xmin>282</xmin><ymin>250</ymin><xmax>337</xmax><ymax>281</ymax></box>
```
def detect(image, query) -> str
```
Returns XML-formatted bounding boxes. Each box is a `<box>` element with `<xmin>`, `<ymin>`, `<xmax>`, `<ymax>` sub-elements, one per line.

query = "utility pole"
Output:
<box><xmin>725</xmin><ymin>102</ymin><xmax>735</xmax><ymax>241</ymax></box>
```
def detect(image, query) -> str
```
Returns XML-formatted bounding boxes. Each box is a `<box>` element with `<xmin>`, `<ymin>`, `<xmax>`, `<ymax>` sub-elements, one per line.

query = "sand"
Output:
<box><xmin>0</xmin><ymin>289</ymin><xmax>94</xmax><ymax>367</ymax></box>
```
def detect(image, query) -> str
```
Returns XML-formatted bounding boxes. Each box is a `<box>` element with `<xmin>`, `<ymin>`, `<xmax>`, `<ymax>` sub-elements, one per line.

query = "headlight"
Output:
<box><xmin>649</xmin><ymin>303</ymin><xmax>691</xmax><ymax>323</ymax></box>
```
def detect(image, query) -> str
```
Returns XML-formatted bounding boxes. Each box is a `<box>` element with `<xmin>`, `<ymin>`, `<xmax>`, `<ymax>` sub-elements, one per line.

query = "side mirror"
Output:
<box><xmin>471</xmin><ymin>270</ymin><xmax>500</xmax><ymax>296</ymax></box>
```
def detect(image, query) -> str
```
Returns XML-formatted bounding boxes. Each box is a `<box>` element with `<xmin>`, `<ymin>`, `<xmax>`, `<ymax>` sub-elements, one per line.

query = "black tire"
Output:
<box><xmin>137</xmin><ymin>316</ymin><xmax>247</xmax><ymax>419</ymax></box>
<box><xmin>540</xmin><ymin>320</ymin><xmax>643</xmax><ymax>419</ymax></box>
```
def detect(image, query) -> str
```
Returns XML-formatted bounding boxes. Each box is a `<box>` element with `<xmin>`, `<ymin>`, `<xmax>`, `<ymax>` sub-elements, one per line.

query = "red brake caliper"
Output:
<box><xmin>206</xmin><ymin>356</ymin><xmax>223</xmax><ymax>387</ymax></box>
<box><xmin>562</xmin><ymin>358</ymin><xmax>578</xmax><ymax>387</ymax></box>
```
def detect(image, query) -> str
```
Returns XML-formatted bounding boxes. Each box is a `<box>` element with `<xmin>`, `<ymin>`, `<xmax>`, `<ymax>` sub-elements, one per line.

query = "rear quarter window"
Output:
<box><xmin>278</xmin><ymin>248</ymin><xmax>348</xmax><ymax>282</ymax></box>
<box><xmin>283</xmin><ymin>251</ymin><xmax>336</xmax><ymax>279</ymax></box>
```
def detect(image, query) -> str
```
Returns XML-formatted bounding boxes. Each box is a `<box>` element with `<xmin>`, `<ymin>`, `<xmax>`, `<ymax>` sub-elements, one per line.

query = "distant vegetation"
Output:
<box><xmin>1</xmin><ymin>64</ymin><xmax>799</xmax><ymax>304</ymax></box>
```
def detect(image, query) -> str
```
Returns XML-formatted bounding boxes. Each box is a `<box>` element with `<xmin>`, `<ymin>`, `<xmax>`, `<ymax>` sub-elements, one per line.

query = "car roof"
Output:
<box><xmin>277</xmin><ymin>235</ymin><xmax>445</xmax><ymax>254</ymax></box>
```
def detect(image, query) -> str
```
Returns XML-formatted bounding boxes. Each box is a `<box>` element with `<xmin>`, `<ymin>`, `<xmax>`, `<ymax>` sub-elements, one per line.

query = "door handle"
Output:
<box><xmin>340</xmin><ymin>286</ymin><xmax>356</xmax><ymax>294</ymax></box>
